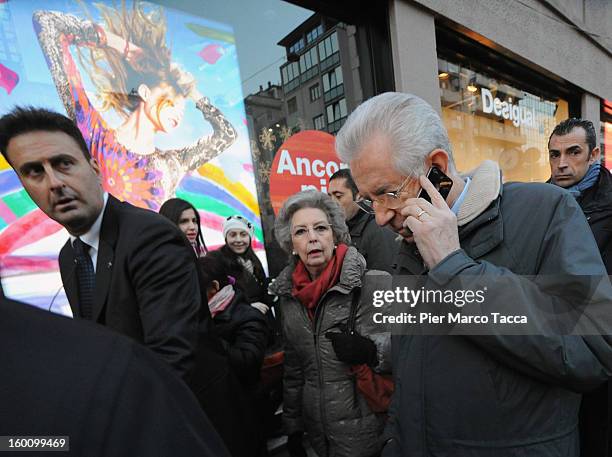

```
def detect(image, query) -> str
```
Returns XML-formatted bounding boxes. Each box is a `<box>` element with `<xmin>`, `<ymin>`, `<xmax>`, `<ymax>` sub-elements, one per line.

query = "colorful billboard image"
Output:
<box><xmin>0</xmin><ymin>0</ymin><xmax>264</xmax><ymax>313</ymax></box>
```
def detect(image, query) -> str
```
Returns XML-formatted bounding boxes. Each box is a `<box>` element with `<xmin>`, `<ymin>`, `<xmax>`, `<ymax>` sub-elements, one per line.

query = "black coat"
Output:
<box><xmin>59</xmin><ymin>195</ymin><xmax>200</xmax><ymax>380</ymax></box>
<box><xmin>213</xmin><ymin>290</ymin><xmax>270</xmax><ymax>387</ymax></box>
<box><xmin>575</xmin><ymin>166</ymin><xmax>612</xmax><ymax>457</ymax></box>
<box><xmin>346</xmin><ymin>210</ymin><xmax>398</xmax><ymax>273</ymax></box>
<box><xmin>0</xmin><ymin>291</ymin><xmax>230</xmax><ymax>457</ymax></box>
<box><xmin>57</xmin><ymin>195</ymin><xmax>253</xmax><ymax>456</ymax></box>
<box><xmin>578</xmin><ymin>166</ymin><xmax>612</xmax><ymax>273</ymax></box>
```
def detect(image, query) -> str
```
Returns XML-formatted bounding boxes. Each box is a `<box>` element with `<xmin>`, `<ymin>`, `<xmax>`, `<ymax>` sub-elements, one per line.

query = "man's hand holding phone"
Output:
<box><xmin>400</xmin><ymin>174</ymin><xmax>461</xmax><ymax>270</ymax></box>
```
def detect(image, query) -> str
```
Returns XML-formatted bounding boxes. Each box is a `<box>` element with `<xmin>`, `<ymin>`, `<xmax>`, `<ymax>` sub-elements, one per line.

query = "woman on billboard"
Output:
<box><xmin>32</xmin><ymin>1</ymin><xmax>237</xmax><ymax>210</ymax></box>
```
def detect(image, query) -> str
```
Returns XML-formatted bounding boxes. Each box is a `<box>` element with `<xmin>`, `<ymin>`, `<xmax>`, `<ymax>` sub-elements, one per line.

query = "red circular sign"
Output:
<box><xmin>269</xmin><ymin>130</ymin><xmax>346</xmax><ymax>215</ymax></box>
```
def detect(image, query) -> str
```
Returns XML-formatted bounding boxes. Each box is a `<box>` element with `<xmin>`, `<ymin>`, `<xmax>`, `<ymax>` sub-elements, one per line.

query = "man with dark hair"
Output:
<box><xmin>0</xmin><ymin>281</ymin><xmax>230</xmax><ymax>457</ymax></box>
<box><xmin>328</xmin><ymin>168</ymin><xmax>397</xmax><ymax>272</ymax></box>
<box><xmin>549</xmin><ymin>117</ymin><xmax>612</xmax><ymax>457</ymax></box>
<box><xmin>0</xmin><ymin>106</ymin><xmax>200</xmax><ymax>380</ymax></box>
<box><xmin>548</xmin><ymin>118</ymin><xmax>611</xmax><ymax>268</ymax></box>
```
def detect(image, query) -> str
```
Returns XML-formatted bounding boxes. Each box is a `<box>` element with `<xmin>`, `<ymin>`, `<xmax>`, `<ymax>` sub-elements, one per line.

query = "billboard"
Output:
<box><xmin>269</xmin><ymin>130</ymin><xmax>344</xmax><ymax>215</ymax></box>
<box><xmin>0</xmin><ymin>0</ymin><xmax>264</xmax><ymax>313</ymax></box>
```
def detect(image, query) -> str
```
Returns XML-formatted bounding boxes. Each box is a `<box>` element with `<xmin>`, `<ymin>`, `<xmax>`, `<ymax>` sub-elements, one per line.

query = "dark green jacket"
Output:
<box><xmin>385</xmin><ymin>164</ymin><xmax>612</xmax><ymax>457</ymax></box>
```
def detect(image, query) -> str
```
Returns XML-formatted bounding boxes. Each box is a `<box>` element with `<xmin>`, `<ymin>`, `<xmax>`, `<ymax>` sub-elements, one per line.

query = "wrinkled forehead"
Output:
<box><xmin>290</xmin><ymin>207</ymin><xmax>329</xmax><ymax>228</ymax></box>
<box><xmin>549</xmin><ymin>127</ymin><xmax>588</xmax><ymax>149</ymax></box>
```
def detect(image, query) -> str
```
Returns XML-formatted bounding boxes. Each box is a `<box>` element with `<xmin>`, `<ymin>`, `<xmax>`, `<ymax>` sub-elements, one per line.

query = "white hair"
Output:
<box><xmin>335</xmin><ymin>92</ymin><xmax>455</xmax><ymax>177</ymax></box>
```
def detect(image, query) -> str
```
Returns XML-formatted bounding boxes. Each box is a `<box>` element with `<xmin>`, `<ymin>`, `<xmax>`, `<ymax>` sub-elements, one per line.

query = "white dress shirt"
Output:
<box><xmin>68</xmin><ymin>193</ymin><xmax>109</xmax><ymax>273</ymax></box>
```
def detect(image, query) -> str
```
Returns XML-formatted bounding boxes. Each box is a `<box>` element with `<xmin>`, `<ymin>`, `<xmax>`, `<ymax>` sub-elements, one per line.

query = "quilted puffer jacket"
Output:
<box><xmin>269</xmin><ymin>247</ymin><xmax>392</xmax><ymax>457</ymax></box>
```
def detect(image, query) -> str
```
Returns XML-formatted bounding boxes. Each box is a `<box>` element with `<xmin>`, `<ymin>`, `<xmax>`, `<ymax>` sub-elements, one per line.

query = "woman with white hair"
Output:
<box><xmin>269</xmin><ymin>190</ymin><xmax>391</xmax><ymax>457</ymax></box>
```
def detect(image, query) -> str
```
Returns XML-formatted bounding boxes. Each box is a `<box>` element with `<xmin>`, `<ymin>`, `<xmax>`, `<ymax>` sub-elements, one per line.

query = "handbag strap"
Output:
<box><xmin>347</xmin><ymin>287</ymin><xmax>361</xmax><ymax>334</ymax></box>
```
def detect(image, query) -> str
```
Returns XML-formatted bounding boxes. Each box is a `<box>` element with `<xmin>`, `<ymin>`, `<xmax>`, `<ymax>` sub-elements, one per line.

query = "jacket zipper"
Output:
<box><xmin>312</xmin><ymin>290</ymin><xmax>331</xmax><ymax>454</ymax></box>
<box><xmin>283</xmin><ymin>285</ymin><xmax>351</xmax><ymax>456</ymax></box>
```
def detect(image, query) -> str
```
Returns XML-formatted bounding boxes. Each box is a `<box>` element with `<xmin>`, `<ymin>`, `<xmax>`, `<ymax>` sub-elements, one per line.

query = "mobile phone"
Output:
<box><xmin>417</xmin><ymin>166</ymin><xmax>453</xmax><ymax>203</ymax></box>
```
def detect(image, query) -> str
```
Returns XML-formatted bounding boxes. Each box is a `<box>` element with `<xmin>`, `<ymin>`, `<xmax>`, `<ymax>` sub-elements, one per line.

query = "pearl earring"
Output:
<box><xmin>292</xmin><ymin>251</ymin><xmax>297</xmax><ymax>256</ymax></box>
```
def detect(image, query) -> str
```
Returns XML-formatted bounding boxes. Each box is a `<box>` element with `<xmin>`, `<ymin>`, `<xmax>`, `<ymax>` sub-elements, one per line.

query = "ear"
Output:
<box><xmin>89</xmin><ymin>157</ymin><xmax>102</xmax><ymax>177</ymax></box>
<box><xmin>589</xmin><ymin>147</ymin><xmax>601</xmax><ymax>164</ymax></box>
<box><xmin>137</xmin><ymin>84</ymin><xmax>151</xmax><ymax>101</ymax></box>
<box><xmin>426</xmin><ymin>149</ymin><xmax>451</xmax><ymax>174</ymax></box>
<box><xmin>206</xmin><ymin>280</ymin><xmax>221</xmax><ymax>299</ymax></box>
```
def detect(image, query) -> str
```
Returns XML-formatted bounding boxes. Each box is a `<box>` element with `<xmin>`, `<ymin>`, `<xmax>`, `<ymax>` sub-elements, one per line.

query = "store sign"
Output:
<box><xmin>269</xmin><ymin>130</ymin><xmax>347</xmax><ymax>215</ymax></box>
<box><xmin>481</xmin><ymin>88</ymin><xmax>536</xmax><ymax>128</ymax></box>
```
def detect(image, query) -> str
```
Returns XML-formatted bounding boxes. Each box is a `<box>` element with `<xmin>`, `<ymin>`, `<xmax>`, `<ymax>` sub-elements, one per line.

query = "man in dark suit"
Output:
<box><xmin>0</xmin><ymin>282</ymin><xmax>230</xmax><ymax>457</ymax></box>
<box><xmin>0</xmin><ymin>106</ymin><xmax>199</xmax><ymax>380</ymax></box>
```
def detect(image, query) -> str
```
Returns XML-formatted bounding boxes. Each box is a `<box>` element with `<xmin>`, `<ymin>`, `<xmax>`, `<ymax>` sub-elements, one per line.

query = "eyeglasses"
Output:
<box><xmin>355</xmin><ymin>176</ymin><xmax>412</xmax><ymax>214</ymax></box>
<box><xmin>226</xmin><ymin>215</ymin><xmax>253</xmax><ymax>229</ymax></box>
<box><xmin>291</xmin><ymin>223</ymin><xmax>332</xmax><ymax>239</ymax></box>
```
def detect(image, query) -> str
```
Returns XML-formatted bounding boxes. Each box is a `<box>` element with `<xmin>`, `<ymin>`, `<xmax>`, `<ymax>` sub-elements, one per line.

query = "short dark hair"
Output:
<box><xmin>329</xmin><ymin>168</ymin><xmax>359</xmax><ymax>198</ymax></box>
<box><xmin>549</xmin><ymin>118</ymin><xmax>597</xmax><ymax>153</ymax></box>
<box><xmin>0</xmin><ymin>106</ymin><xmax>90</xmax><ymax>163</ymax></box>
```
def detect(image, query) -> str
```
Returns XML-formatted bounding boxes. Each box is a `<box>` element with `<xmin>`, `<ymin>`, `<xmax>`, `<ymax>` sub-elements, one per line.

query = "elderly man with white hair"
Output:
<box><xmin>335</xmin><ymin>92</ymin><xmax>612</xmax><ymax>457</ymax></box>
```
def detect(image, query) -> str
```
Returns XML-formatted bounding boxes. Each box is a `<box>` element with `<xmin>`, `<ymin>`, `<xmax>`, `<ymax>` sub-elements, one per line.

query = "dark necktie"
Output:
<box><xmin>73</xmin><ymin>237</ymin><xmax>95</xmax><ymax>320</ymax></box>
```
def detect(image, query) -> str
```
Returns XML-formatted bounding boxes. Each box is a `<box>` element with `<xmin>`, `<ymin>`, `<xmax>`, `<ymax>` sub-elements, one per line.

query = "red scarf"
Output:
<box><xmin>291</xmin><ymin>244</ymin><xmax>349</xmax><ymax>320</ymax></box>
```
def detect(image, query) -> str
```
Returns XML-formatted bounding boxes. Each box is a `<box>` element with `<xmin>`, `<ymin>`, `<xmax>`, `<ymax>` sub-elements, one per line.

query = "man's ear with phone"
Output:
<box><xmin>426</xmin><ymin>149</ymin><xmax>451</xmax><ymax>175</ymax></box>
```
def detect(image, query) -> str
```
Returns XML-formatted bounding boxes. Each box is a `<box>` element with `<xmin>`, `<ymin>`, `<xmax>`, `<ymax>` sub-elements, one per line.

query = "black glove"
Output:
<box><xmin>287</xmin><ymin>431</ymin><xmax>307</xmax><ymax>457</ymax></box>
<box><xmin>325</xmin><ymin>331</ymin><xmax>377</xmax><ymax>366</ymax></box>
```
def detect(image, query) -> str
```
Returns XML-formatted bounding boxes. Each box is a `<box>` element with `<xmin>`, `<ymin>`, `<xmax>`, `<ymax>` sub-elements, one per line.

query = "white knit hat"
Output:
<box><xmin>223</xmin><ymin>215</ymin><xmax>254</xmax><ymax>239</ymax></box>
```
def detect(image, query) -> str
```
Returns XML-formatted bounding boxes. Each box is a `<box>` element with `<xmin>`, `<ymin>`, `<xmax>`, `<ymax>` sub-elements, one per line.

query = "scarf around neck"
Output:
<box><xmin>291</xmin><ymin>243</ymin><xmax>349</xmax><ymax>320</ymax></box>
<box><xmin>566</xmin><ymin>162</ymin><xmax>601</xmax><ymax>198</ymax></box>
<box><xmin>208</xmin><ymin>284</ymin><xmax>235</xmax><ymax>318</ymax></box>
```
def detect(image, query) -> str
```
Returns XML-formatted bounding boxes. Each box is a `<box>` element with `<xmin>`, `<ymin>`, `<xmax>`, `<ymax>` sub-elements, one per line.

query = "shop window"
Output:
<box><xmin>438</xmin><ymin>55</ymin><xmax>569</xmax><ymax>183</ymax></box>
<box><xmin>1</xmin><ymin>0</ymin><xmax>393</xmax><ymax>309</ymax></box>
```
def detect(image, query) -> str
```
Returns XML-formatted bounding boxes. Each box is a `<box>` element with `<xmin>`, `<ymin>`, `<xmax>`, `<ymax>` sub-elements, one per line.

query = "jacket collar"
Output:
<box><xmin>269</xmin><ymin>246</ymin><xmax>365</xmax><ymax>297</ymax></box>
<box><xmin>579</xmin><ymin>165</ymin><xmax>612</xmax><ymax>213</ymax></box>
<box><xmin>456</xmin><ymin>160</ymin><xmax>501</xmax><ymax>226</ymax></box>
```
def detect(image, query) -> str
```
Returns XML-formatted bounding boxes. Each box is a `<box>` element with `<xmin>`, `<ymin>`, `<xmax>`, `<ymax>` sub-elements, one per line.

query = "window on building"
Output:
<box><xmin>289</xmin><ymin>38</ymin><xmax>305</xmax><ymax>54</ymax></box>
<box><xmin>310</xmin><ymin>84</ymin><xmax>321</xmax><ymax>101</ymax></box>
<box><xmin>281</xmin><ymin>61</ymin><xmax>300</xmax><ymax>84</ymax></box>
<box><xmin>299</xmin><ymin>46</ymin><xmax>318</xmax><ymax>73</ymax></box>
<box><xmin>318</xmin><ymin>32</ymin><xmax>339</xmax><ymax>61</ymax></box>
<box><xmin>313</xmin><ymin>114</ymin><xmax>325</xmax><ymax>130</ymax></box>
<box><xmin>326</xmin><ymin>98</ymin><xmax>347</xmax><ymax>123</ymax></box>
<box><xmin>306</xmin><ymin>24</ymin><xmax>324</xmax><ymax>44</ymax></box>
<box><xmin>287</xmin><ymin>97</ymin><xmax>298</xmax><ymax>114</ymax></box>
<box><xmin>322</xmin><ymin>67</ymin><xmax>343</xmax><ymax>93</ymax></box>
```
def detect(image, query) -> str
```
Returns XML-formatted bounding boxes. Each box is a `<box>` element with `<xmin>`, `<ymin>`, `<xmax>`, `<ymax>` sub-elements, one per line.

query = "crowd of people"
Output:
<box><xmin>0</xmin><ymin>92</ymin><xmax>611</xmax><ymax>457</ymax></box>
